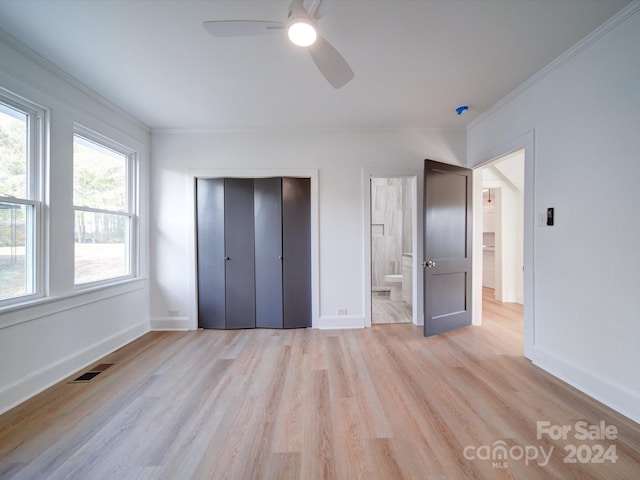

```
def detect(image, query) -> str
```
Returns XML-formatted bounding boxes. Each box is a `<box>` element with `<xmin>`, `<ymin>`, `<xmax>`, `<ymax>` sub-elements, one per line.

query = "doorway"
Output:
<box><xmin>480</xmin><ymin>150</ymin><xmax>525</xmax><ymax>304</ymax></box>
<box><xmin>370</xmin><ymin>177</ymin><xmax>414</xmax><ymax>324</ymax></box>
<box><xmin>471</xmin><ymin>132</ymin><xmax>534</xmax><ymax>357</ymax></box>
<box><xmin>478</xmin><ymin>149</ymin><xmax>526</xmax><ymax>351</ymax></box>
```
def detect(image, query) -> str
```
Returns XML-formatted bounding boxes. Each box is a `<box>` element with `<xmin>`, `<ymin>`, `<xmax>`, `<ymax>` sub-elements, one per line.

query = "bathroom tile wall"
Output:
<box><xmin>402</xmin><ymin>177</ymin><xmax>412</xmax><ymax>254</ymax></box>
<box><xmin>371</xmin><ymin>178</ymin><xmax>412</xmax><ymax>289</ymax></box>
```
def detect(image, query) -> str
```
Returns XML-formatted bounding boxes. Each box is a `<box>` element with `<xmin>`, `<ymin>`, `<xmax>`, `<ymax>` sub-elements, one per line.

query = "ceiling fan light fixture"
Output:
<box><xmin>287</xmin><ymin>19</ymin><xmax>317</xmax><ymax>47</ymax></box>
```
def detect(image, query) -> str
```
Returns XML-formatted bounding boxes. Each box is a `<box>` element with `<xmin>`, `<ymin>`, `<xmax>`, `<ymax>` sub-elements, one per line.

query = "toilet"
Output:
<box><xmin>384</xmin><ymin>274</ymin><xmax>403</xmax><ymax>301</ymax></box>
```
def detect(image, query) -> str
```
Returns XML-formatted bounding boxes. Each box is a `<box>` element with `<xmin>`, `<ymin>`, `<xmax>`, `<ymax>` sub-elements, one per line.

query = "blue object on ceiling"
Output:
<box><xmin>455</xmin><ymin>105</ymin><xmax>469</xmax><ymax>115</ymax></box>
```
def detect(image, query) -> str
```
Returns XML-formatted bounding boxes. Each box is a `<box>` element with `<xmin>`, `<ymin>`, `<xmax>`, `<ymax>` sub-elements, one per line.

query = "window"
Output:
<box><xmin>0</xmin><ymin>94</ymin><xmax>43</xmax><ymax>304</ymax></box>
<box><xmin>73</xmin><ymin>131</ymin><xmax>136</xmax><ymax>285</ymax></box>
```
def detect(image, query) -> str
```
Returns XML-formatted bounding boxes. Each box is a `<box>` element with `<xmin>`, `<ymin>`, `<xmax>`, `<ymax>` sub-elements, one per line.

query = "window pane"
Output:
<box><xmin>0</xmin><ymin>201</ymin><xmax>34</xmax><ymax>300</ymax></box>
<box><xmin>74</xmin><ymin>211</ymin><xmax>130</xmax><ymax>284</ymax></box>
<box><xmin>73</xmin><ymin>136</ymin><xmax>127</xmax><ymax>211</ymax></box>
<box><xmin>0</xmin><ymin>104</ymin><xmax>28</xmax><ymax>199</ymax></box>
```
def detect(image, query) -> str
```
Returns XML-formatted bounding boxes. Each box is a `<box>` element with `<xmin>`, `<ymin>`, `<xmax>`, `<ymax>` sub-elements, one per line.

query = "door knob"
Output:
<box><xmin>422</xmin><ymin>260</ymin><xmax>436</xmax><ymax>268</ymax></box>
<box><xmin>224</xmin><ymin>256</ymin><xmax>230</xmax><ymax>261</ymax></box>
<box><xmin>278</xmin><ymin>256</ymin><xmax>283</xmax><ymax>260</ymax></box>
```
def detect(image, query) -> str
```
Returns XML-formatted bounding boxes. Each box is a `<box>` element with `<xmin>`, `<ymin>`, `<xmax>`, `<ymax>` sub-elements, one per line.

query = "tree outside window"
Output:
<box><xmin>73</xmin><ymin>133</ymin><xmax>135</xmax><ymax>285</ymax></box>
<box><xmin>0</xmin><ymin>98</ymin><xmax>39</xmax><ymax>302</ymax></box>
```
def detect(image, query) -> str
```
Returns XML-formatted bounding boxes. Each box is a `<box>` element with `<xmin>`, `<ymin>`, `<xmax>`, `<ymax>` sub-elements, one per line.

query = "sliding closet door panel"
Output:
<box><xmin>254</xmin><ymin>178</ymin><xmax>284</xmax><ymax>328</ymax></box>
<box><xmin>224</xmin><ymin>178</ymin><xmax>256</xmax><ymax>329</ymax></box>
<box><xmin>196</xmin><ymin>178</ymin><xmax>226</xmax><ymax>329</ymax></box>
<box><xmin>282</xmin><ymin>177</ymin><xmax>312</xmax><ymax>328</ymax></box>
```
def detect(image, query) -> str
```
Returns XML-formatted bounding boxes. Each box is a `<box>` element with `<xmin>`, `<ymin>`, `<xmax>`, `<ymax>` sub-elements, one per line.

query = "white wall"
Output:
<box><xmin>0</xmin><ymin>35</ymin><xmax>150</xmax><ymax>414</ymax></box>
<box><xmin>482</xmin><ymin>153</ymin><xmax>525</xmax><ymax>304</ymax></box>
<box><xmin>150</xmin><ymin>128</ymin><xmax>464</xmax><ymax>329</ymax></box>
<box><xmin>467</xmin><ymin>4</ymin><xmax>640</xmax><ymax>422</ymax></box>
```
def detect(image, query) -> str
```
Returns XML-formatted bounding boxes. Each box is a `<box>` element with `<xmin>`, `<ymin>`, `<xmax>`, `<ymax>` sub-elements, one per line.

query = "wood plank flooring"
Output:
<box><xmin>1</xmin><ymin>289</ymin><xmax>639</xmax><ymax>479</ymax></box>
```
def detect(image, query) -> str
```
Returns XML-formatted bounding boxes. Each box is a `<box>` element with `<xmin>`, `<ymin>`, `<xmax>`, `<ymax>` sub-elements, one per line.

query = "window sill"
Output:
<box><xmin>0</xmin><ymin>276</ymin><xmax>148</xmax><ymax>330</ymax></box>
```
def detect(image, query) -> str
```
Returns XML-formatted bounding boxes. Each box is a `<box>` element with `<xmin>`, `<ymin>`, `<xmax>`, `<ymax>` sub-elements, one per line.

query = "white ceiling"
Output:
<box><xmin>0</xmin><ymin>0</ymin><xmax>631</xmax><ymax>130</ymax></box>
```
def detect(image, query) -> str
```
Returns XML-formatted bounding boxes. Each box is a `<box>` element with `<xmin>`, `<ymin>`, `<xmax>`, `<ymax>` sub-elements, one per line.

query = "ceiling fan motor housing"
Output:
<box><xmin>287</xmin><ymin>0</ymin><xmax>317</xmax><ymax>47</ymax></box>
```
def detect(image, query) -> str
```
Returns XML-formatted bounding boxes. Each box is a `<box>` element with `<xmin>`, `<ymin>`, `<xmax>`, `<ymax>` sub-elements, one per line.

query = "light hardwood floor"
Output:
<box><xmin>1</xmin><ymin>289</ymin><xmax>639</xmax><ymax>479</ymax></box>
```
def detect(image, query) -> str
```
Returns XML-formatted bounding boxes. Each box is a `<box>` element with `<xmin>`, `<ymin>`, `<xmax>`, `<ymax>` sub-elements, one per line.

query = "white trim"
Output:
<box><xmin>151</xmin><ymin>126</ymin><xmax>465</xmax><ymax>135</ymax></box>
<box><xmin>0</xmin><ymin>196</ymin><xmax>37</xmax><ymax>207</ymax></box>
<box><xmin>184</xmin><ymin>168</ymin><xmax>319</xmax><ymax>330</ymax></box>
<box><xmin>0</xmin><ymin>277</ymin><xmax>147</xmax><ymax>329</ymax></box>
<box><xmin>363</xmin><ymin>170</ymin><xmax>423</xmax><ymax>328</ymax></box>
<box><xmin>317</xmin><ymin>315</ymin><xmax>364</xmax><ymax>330</ymax></box>
<box><xmin>467</xmin><ymin>1</ymin><xmax>640</xmax><ymax>131</ymax></box>
<box><xmin>74</xmin><ymin>124</ymin><xmax>137</xmax><ymax>158</ymax></box>
<box><xmin>533</xmin><ymin>347</ymin><xmax>640</xmax><ymax>425</ymax></box>
<box><xmin>73</xmin><ymin>205</ymin><xmax>134</xmax><ymax>217</ymax></box>
<box><xmin>150</xmin><ymin>316</ymin><xmax>190</xmax><ymax>331</ymax></box>
<box><xmin>0</xmin><ymin>319</ymin><xmax>148</xmax><ymax>415</ymax></box>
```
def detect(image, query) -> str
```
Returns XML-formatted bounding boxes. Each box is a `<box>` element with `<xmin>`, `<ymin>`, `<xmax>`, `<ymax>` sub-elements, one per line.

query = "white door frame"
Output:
<box><xmin>363</xmin><ymin>169</ymin><xmax>423</xmax><ymax>327</ymax></box>
<box><xmin>471</xmin><ymin>131</ymin><xmax>535</xmax><ymax>359</ymax></box>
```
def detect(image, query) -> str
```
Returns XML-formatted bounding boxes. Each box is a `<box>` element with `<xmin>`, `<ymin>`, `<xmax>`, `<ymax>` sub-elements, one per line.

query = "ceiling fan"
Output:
<box><xmin>203</xmin><ymin>0</ymin><xmax>354</xmax><ymax>89</ymax></box>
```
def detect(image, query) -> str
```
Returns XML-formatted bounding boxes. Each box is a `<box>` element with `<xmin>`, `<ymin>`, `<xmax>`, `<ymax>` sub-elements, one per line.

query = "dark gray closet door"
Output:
<box><xmin>224</xmin><ymin>178</ymin><xmax>256</xmax><ymax>329</ymax></box>
<box><xmin>196</xmin><ymin>178</ymin><xmax>226</xmax><ymax>329</ymax></box>
<box><xmin>254</xmin><ymin>178</ymin><xmax>284</xmax><ymax>328</ymax></box>
<box><xmin>282</xmin><ymin>177</ymin><xmax>312</xmax><ymax>328</ymax></box>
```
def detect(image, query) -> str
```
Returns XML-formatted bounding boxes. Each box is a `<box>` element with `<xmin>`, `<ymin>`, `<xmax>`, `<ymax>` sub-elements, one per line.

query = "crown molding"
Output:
<box><xmin>467</xmin><ymin>1</ymin><xmax>640</xmax><ymax>131</ymax></box>
<box><xmin>0</xmin><ymin>28</ymin><xmax>150</xmax><ymax>133</ymax></box>
<box><xmin>150</xmin><ymin>125</ymin><xmax>466</xmax><ymax>135</ymax></box>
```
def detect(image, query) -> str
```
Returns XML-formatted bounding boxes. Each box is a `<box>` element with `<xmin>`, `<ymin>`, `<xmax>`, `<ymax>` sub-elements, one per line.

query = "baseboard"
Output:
<box><xmin>533</xmin><ymin>347</ymin><xmax>640</xmax><ymax>425</ymax></box>
<box><xmin>150</xmin><ymin>316</ymin><xmax>192</xmax><ymax>331</ymax></box>
<box><xmin>150</xmin><ymin>316</ymin><xmax>363</xmax><ymax>330</ymax></box>
<box><xmin>0</xmin><ymin>320</ymin><xmax>148</xmax><ymax>415</ymax></box>
<box><xmin>317</xmin><ymin>315</ymin><xmax>364</xmax><ymax>330</ymax></box>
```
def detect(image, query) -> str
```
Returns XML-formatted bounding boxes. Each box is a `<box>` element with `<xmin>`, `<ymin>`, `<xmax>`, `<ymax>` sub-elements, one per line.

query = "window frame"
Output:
<box><xmin>0</xmin><ymin>90</ymin><xmax>46</xmax><ymax>308</ymax></box>
<box><xmin>72</xmin><ymin>126</ymin><xmax>138</xmax><ymax>288</ymax></box>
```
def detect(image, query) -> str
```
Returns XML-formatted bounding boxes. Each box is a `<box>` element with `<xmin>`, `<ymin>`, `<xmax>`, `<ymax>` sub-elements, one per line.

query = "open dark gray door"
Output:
<box><xmin>423</xmin><ymin>160</ymin><xmax>472</xmax><ymax>336</ymax></box>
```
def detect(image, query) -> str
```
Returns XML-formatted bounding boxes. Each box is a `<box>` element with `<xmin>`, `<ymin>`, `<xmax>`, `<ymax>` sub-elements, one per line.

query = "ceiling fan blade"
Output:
<box><xmin>305</xmin><ymin>0</ymin><xmax>333</xmax><ymax>19</ymax></box>
<box><xmin>308</xmin><ymin>34</ymin><xmax>354</xmax><ymax>89</ymax></box>
<box><xmin>304</xmin><ymin>0</ymin><xmax>321</xmax><ymax>17</ymax></box>
<box><xmin>203</xmin><ymin>20</ymin><xmax>284</xmax><ymax>37</ymax></box>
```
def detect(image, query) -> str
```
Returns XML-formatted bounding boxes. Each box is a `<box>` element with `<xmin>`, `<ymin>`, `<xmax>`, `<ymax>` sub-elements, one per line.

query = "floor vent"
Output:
<box><xmin>71</xmin><ymin>363</ymin><xmax>115</xmax><ymax>383</ymax></box>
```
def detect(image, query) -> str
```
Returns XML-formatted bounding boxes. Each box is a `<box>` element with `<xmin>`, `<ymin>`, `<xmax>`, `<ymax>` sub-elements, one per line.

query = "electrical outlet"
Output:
<box><xmin>337</xmin><ymin>307</ymin><xmax>348</xmax><ymax>315</ymax></box>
